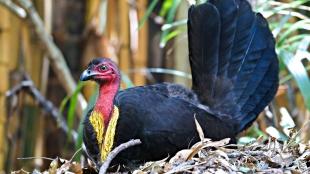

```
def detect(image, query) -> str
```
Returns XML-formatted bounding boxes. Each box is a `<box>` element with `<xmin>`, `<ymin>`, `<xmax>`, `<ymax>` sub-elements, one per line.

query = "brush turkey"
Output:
<box><xmin>80</xmin><ymin>0</ymin><xmax>279</xmax><ymax>168</ymax></box>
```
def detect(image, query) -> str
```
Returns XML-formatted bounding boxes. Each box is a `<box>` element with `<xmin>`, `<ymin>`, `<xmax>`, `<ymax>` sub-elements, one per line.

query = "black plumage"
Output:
<box><xmin>188</xmin><ymin>0</ymin><xmax>278</xmax><ymax>131</ymax></box>
<box><xmin>81</xmin><ymin>0</ymin><xmax>279</xmax><ymax>168</ymax></box>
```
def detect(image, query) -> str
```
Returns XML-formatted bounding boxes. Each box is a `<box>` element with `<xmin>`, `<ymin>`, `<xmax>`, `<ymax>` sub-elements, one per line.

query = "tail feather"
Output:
<box><xmin>239</xmin><ymin>59</ymin><xmax>279</xmax><ymax>130</ymax></box>
<box><xmin>188</xmin><ymin>2</ymin><xmax>220</xmax><ymax>106</ymax></box>
<box><xmin>188</xmin><ymin>0</ymin><xmax>279</xmax><ymax>132</ymax></box>
<box><xmin>236</xmin><ymin>14</ymin><xmax>276</xmax><ymax>107</ymax></box>
<box><xmin>227</xmin><ymin>0</ymin><xmax>256</xmax><ymax>78</ymax></box>
<box><xmin>209</xmin><ymin>0</ymin><xmax>238</xmax><ymax>77</ymax></box>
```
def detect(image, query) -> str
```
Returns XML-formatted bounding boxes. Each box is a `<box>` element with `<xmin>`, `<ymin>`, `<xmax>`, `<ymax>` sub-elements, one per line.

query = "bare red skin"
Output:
<box><xmin>90</xmin><ymin>60</ymin><xmax>121</xmax><ymax>126</ymax></box>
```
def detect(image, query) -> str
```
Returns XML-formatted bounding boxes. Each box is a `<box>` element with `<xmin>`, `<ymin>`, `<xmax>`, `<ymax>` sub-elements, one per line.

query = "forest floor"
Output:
<box><xmin>12</xmin><ymin>131</ymin><xmax>310</xmax><ymax>174</ymax></box>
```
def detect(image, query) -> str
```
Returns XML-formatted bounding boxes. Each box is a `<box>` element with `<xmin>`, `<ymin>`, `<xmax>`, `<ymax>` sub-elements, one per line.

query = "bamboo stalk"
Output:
<box><xmin>0</xmin><ymin>4</ymin><xmax>22</xmax><ymax>171</ymax></box>
<box><xmin>119</xmin><ymin>0</ymin><xmax>131</xmax><ymax>77</ymax></box>
<box><xmin>134</xmin><ymin>0</ymin><xmax>148</xmax><ymax>86</ymax></box>
<box><xmin>14</xmin><ymin>0</ymin><xmax>87</xmax><ymax>117</ymax></box>
<box><xmin>34</xmin><ymin>0</ymin><xmax>52</xmax><ymax>167</ymax></box>
<box><xmin>174</xmin><ymin>1</ymin><xmax>190</xmax><ymax>86</ymax></box>
<box><xmin>0</xmin><ymin>69</ymin><xmax>8</xmax><ymax>171</ymax></box>
<box><xmin>20</xmin><ymin>0</ymin><xmax>45</xmax><ymax>165</ymax></box>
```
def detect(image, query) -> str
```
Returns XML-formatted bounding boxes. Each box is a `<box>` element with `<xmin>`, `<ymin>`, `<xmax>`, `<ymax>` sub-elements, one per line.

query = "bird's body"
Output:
<box><xmin>80</xmin><ymin>0</ymin><xmax>279</xmax><ymax>169</ymax></box>
<box><xmin>83</xmin><ymin>83</ymin><xmax>236</xmax><ymax>165</ymax></box>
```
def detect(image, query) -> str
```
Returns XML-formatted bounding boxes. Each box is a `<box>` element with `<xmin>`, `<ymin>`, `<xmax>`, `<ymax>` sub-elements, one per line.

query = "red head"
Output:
<box><xmin>80</xmin><ymin>58</ymin><xmax>120</xmax><ymax>124</ymax></box>
<box><xmin>80</xmin><ymin>58</ymin><xmax>120</xmax><ymax>84</ymax></box>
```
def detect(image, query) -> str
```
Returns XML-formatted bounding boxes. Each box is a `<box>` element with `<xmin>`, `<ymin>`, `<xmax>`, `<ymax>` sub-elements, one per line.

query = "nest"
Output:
<box><xmin>12</xmin><ymin>132</ymin><xmax>310</xmax><ymax>174</ymax></box>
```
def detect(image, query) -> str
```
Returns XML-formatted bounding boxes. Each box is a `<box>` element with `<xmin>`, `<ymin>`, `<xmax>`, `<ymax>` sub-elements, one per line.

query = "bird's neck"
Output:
<box><xmin>94</xmin><ymin>79</ymin><xmax>120</xmax><ymax>126</ymax></box>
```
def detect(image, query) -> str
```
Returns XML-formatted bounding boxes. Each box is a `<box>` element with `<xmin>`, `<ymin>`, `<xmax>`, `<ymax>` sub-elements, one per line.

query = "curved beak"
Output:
<box><xmin>80</xmin><ymin>69</ymin><xmax>97</xmax><ymax>81</ymax></box>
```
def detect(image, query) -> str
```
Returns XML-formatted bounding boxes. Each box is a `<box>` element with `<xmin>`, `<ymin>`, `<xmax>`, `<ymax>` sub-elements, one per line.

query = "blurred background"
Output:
<box><xmin>0</xmin><ymin>0</ymin><xmax>309</xmax><ymax>173</ymax></box>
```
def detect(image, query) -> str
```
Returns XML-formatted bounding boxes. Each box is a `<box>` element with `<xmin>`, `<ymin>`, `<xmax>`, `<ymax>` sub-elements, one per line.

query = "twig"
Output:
<box><xmin>6</xmin><ymin>78</ymin><xmax>78</xmax><ymax>142</ymax></box>
<box><xmin>69</xmin><ymin>147</ymin><xmax>83</xmax><ymax>162</ymax></box>
<box><xmin>227</xmin><ymin>150</ymin><xmax>265</xmax><ymax>158</ymax></box>
<box><xmin>0</xmin><ymin>0</ymin><xmax>26</xmax><ymax>18</ymax></box>
<box><xmin>12</xmin><ymin>0</ymin><xmax>87</xmax><ymax>117</ymax></box>
<box><xmin>284</xmin><ymin>119</ymin><xmax>310</xmax><ymax>151</ymax></box>
<box><xmin>17</xmin><ymin>156</ymin><xmax>54</xmax><ymax>161</ymax></box>
<box><xmin>99</xmin><ymin>139</ymin><xmax>142</xmax><ymax>174</ymax></box>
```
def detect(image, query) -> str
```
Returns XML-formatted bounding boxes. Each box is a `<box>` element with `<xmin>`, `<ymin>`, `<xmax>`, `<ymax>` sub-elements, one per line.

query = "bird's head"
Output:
<box><xmin>80</xmin><ymin>58</ymin><xmax>120</xmax><ymax>84</ymax></box>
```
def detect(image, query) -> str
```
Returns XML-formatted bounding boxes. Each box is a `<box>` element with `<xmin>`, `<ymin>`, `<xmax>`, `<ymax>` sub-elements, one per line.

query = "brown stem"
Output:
<box><xmin>6</xmin><ymin>78</ymin><xmax>78</xmax><ymax>142</ymax></box>
<box><xmin>99</xmin><ymin>139</ymin><xmax>142</xmax><ymax>174</ymax></box>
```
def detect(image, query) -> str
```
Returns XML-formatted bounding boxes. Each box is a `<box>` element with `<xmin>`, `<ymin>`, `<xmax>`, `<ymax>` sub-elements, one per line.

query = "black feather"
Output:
<box><xmin>188</xmin><ymin>2</ymin><xmax>220</xmax><ymax>106</ymax></box>
<box><xmin>188</xmin><ymin>0</ymin><xmax>278</xmax><ymax>129</ymax></box>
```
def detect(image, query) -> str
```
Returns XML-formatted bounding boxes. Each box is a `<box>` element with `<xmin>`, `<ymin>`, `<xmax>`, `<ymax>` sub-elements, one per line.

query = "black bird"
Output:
<box><xmin>80</xmin><ymin>0</ymin><xmax>279</xmax><ymax>168</ymax></box>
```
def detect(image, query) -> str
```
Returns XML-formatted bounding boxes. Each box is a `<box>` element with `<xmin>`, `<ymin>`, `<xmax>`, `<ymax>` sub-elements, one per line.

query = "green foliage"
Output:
<box><xmin>159</xmin><ymin>0</ymin><xmax>182</xmax><ymax>47</ymax></box>
<box><xmin>59</xmin><ymin>82</ymin><xmax>85</xmax><ymax>139</ymax></box>
<box><xmin>75</xmin><ymin>86</ymin><xmax>99</xmax><ymax>153</ymax></box>
<box><xmin>258</xmin><ymin>0</ymin><xmax>310</xmax><ymax>110</ymax></box>
<box><xmin>139</xmin><ymin>0</ymin><xmax>159</xmax><ymax>29</ymax></box>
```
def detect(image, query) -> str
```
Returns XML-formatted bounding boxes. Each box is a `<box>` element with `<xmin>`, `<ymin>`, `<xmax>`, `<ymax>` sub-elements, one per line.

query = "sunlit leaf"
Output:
<box><xmin>130</xmin><ymin>68</ymin><xmax>192</xmax><ymax>79</ymax></box>
<box><xmin>278</xmin><ymin>19</ymin><xmax>310</xmax><ymax>45</ymax></box>
<box><xmin>138</xmin><ymin>0</ymin><xmax>159</xmax><ymax>29</ymax></box>
<box><xmin>161</xmin><ymin>29</ymin><xmax>184</xmax><ymax>47</ymax></box>
<box><xmin>159</xmin><ymin>0</ymin><xmax>182</xmax><ymax>47</ymax></box>
<box><xmin>159</xmin><ymin>0</ymin><xmax>173</xmax><ymax>17</ymax></box>
<box><xmin>280</xmin><ymin>49</ymin><xmax>310</xmax><ymax>110</ymax></box>
<box><xmin>272</xmin><ymin>14</ymin><xmax>291</xmax><ymax>38</ymax></box>
<box><xmin>259</xmin><ymin>0</ymin><xmax>310</xmax><ymax>18</ymax></box>
<box><xmin>161</xmin><ymin>19</ymin><xmax>187</xmax><ymax>31</ymax></box>
<box><xmin>266</xmin><ymin>126</ymin><xmax>288</xmax><ymax>141</ymax></box>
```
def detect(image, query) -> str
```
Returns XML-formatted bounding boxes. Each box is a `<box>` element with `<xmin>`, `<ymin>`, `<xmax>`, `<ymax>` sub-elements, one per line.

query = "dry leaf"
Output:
<box><xmin>69</xmin><ymin>162</ymin><xmax>83</xmax><ymax>174</ymax></box>
<box><xmin>194</xmin><ymin>115</ymin><xmax>205</xmax><ymax>141</ymax></box>
<box><xmin>169</xmin><ymin>149</ymin><xmax>193</xmax><ymax>164</ymax></box>
<box><xmin>203</xmin><ymin>138</ymin><xmax>230</xmax><ymax>148</ymax></box>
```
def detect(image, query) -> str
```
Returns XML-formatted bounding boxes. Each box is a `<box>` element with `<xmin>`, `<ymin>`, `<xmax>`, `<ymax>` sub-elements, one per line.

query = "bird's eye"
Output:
<box><xmin>99</xmin><ymin>65</ymin><xmax>108</xmax><ymax>71</ymax></box>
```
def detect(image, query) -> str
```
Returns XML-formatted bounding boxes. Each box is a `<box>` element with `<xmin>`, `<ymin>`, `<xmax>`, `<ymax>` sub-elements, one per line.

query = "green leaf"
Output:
<box><xmin>161</xmin><ymin>19</ymin><xmax>187</xmax><ymax>31</ymax></box>
<box><xmin>159</xmin><ymin>0</ymin><xmax>182</xmax><ymax>47</ymax></box>
<box><xmin>259</xmin><ymin>0</ymin><xmax>310</xmax><ymax>18</ymax></box>
<box><xmin>138</xmin><ymin>0</ymin><xmax>159</xmax><ymax>29</ymax></box>
<box><xmin>75</xmin><ymin>87</ymin><xmax>98</xmax><ymax>153</ymax></box>
<box><xmin>67</xmin><ymin>82</ymin><xmax>85</xmax><ymax>139</ymax></box>
<box><xmin>159</xmin><ymin>0</ymin><xmax>173</xmax><ymax>17</ymax></box>
<box><xmin>278</xmin><ymin>19</ymin><xmax>310</xmax><ymax>46</ymax></box>
<box><xmin>272</xmin><ymin>14</ymin><xmax>291</xmax><ymax>38</ymax></box>
<box><xmin>280</xmin><ymin>45</ymin><xmax>310</xmax><ymax>110</ymax></box>
<box><xmin>161</xmin><ymin>28</ymin><xmax>184</xmax><ymax>46</ymax></box>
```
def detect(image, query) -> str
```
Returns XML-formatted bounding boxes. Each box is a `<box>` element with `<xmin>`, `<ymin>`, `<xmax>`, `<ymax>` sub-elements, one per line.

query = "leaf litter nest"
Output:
<box><xmin>12</xmin><ymin>135</ymin><xmax>310</xmax><ymax>174</ymax></box>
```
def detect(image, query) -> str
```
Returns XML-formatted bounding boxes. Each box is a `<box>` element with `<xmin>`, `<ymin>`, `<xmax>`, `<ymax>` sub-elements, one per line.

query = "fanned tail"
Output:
<box><xmin>188</xmin><ymin>0</ymin><xmax>279</xmax><ymax>132</ymax></box>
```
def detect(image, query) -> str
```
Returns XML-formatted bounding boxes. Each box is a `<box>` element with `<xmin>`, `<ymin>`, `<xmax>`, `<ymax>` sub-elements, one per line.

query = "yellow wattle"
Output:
<box><xmin>101</xmin><ymin>106</ymin><xmax>119</xmax><ymax>161</ymax></box>
<box><xmin>89</xmin><ymin>111</ymin><xmax>105</xmax><ymax>145</ymax></box>
<box><xmin>88</xmin><ymin>106</ymin><xmax>120</xmax><ymax>162</ymax></box>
